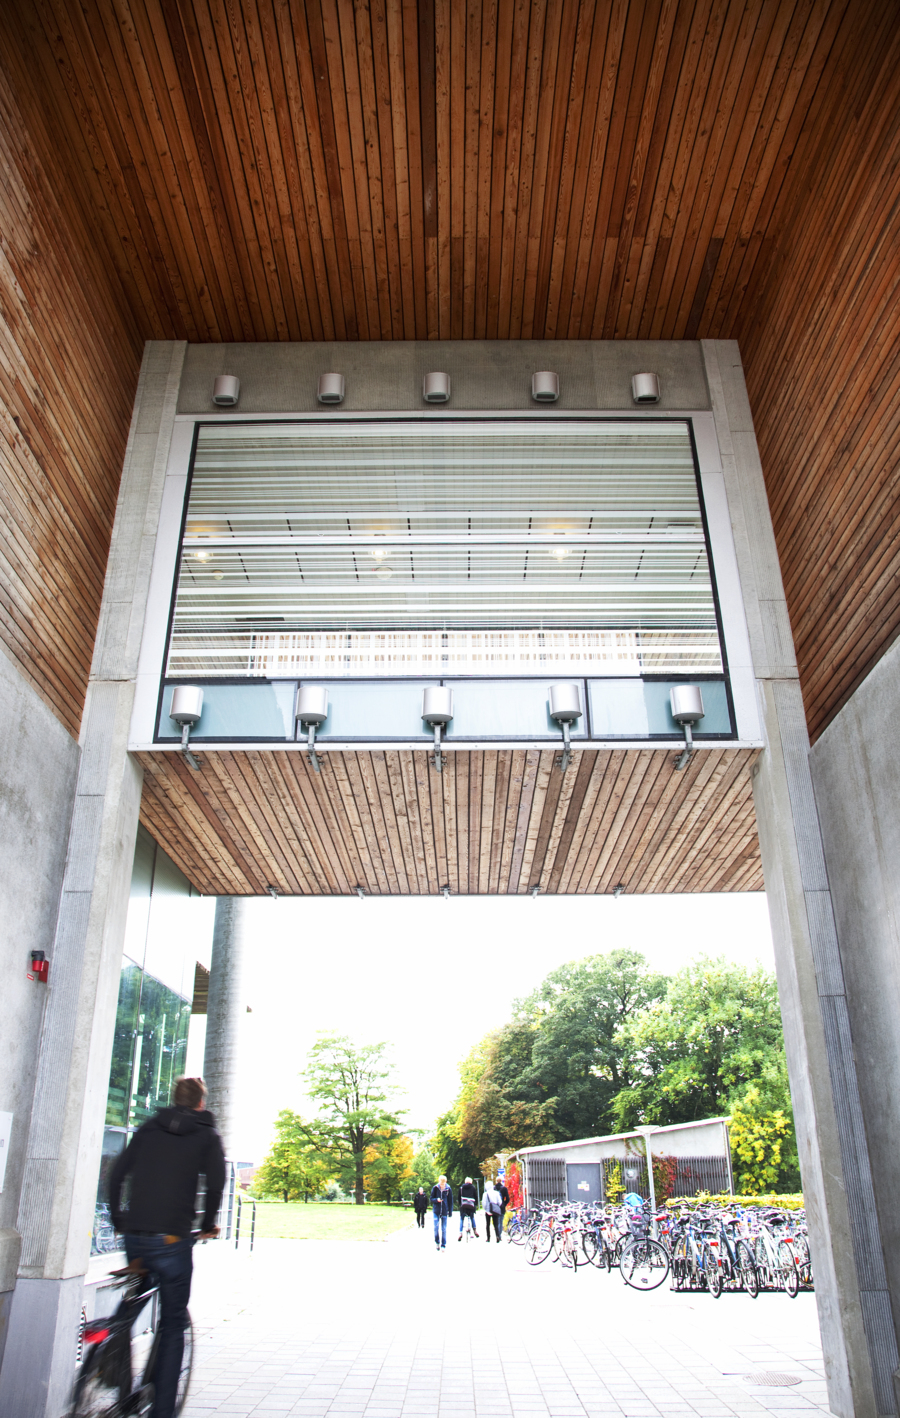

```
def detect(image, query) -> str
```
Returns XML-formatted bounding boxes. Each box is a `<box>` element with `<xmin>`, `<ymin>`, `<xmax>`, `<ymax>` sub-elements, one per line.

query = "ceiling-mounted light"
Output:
<box><xmin>317</xmin><ymin>373</ymin><xmax>345</xmax><ymax>405</ymax></box>
<box><xmin>422</xmin><ymin>686</ymin><xmax>453</xmax><ymax>773</ymax></box>
<box><xmin>169</xmin><ymin>685</ymin><xmax>204</xmax><ymax>770</ymax></box>
<box><xmin>296</xmin><ymin>685</ymin><xmax>328</xmax><ymax>772</ymax></box>
<box><xmin>548</xmin><ymin>683</ymin><xmax>581</xmax><ymax>773</ymax></box>
<box><xmin>212</xmin><ymin>375</ymin><xmax>240</xmax><ymax>407</ymax></box>
<box><xmin>549</xmin><ymin>547</ymin><xmax>570</xmax><ymax>561</ymax></box>
<box><xmin>423</xmin><ymin>372</ymin><xmax>450</xmax><ymax>404</ymax></box>
<box><xmin>194</xmin><ymin>548</ymin><xmax>212</xmax><ymax>562</ymax></box>
<box><xmin>670</xmin><ymin>684</ymin><xmax>705</xmax><ymax>771</ymax></box>
<box><xmin>532</xmin><ymin>371</ymin><xmax>559</xmax><ymax>403</ymax></box>
<box><xmin>632</xmin><ymin>372</ymin><xmax>660</xmax><ymax>404</ymax></box>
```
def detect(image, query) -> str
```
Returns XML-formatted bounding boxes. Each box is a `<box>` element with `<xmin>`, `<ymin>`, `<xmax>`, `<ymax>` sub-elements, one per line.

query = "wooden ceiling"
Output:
<box><xmin>0</xmin><ymin>0</ymin><xmax>898</xmax><ymax>746</ymax></box>
<box><xmin>136</xmin><ymin>747</ymin><xmax>762</xmax><ymax>897</ymax></box>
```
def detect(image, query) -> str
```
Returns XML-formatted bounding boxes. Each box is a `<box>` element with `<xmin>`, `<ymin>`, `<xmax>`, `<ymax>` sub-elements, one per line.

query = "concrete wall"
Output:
<box><xmin>811</xmin><ymin>634</ymin><xmax>900</xmax><ymax>1365</ymax></box>
<box><xmin>0</xmin><ymin>645</ymin><xmax>80</xmax><ymax>1369</ymax></box>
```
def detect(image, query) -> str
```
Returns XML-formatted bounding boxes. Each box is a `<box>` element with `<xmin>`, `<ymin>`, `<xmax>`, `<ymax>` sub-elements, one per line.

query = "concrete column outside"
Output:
<box><xmin>203</xmin><ymin>897</ymin><xmax>251</xmax><ymax>1160</ymax></box>
<box><xmin>0</xmin><ymin>341</ymin><xmax>187</xmax><ymax>1418</ymax></box>
<box><xmin>702</xmin><ymin>340</ymin><xmax>897</xmax><ymax>1418</ymax></box>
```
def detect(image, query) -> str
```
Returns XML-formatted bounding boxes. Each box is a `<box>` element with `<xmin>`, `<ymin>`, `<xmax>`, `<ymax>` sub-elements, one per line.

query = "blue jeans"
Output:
<box><xmin>125</xmin><ymin>1233</ymin><xmax>193</xmax><ymax>1418</ymax></box>
<box><xmin>433</xmin><ymin>1212</ymin><xmax>448</xmax><ymax>1247</ymax></box>
<box><xmin>459</xmin><ymin>1210</ymin><xmax>477</xmax><ymax>1234</ymax></box>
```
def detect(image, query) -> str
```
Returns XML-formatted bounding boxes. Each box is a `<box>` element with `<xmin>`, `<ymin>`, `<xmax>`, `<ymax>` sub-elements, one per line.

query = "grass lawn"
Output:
<box><xmin>249</xmin><ymin>1201</ymin><xmax>416</xmax><ymax>1241</ymax></box>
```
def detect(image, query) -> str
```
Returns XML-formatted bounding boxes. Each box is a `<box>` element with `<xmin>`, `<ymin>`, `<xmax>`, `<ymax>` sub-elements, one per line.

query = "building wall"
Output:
<box><xmin>0</xmin><ymin>39</ymin><xmax>142</xmax><ymax>738</ymax></box>
<box><xmin>810</xmin><ymin>637</ymin><xmax>900</xmax><ymax>1348</ymax></box>
<box><xmin>0</xmin><ymin>645</ymin><xmax>79</xmax><ymax>1365</ymax></box>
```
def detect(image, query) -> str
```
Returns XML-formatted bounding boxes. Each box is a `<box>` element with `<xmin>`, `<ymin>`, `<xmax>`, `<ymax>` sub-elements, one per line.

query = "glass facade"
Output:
<box><xmin>93</xmin><ymin>825</ymin><xmax>214</xmax><ymax>1254</ymax></box>
<box><xmin>167</xmin><ymin>419</ymin><xmax>722</xmax><ymax>680</ymax></box>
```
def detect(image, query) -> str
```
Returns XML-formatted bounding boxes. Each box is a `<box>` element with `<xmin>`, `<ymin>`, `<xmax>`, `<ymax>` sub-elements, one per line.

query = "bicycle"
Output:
<box><xmin>459</xmin><ymin>1211</ymin><xmax>478</xmax><ymax>1244</ymax></box>
<box><xmin>67</xmin><ymin>1256</ymin><xmax>193</xmax><ymax>1416</ymax></box>
<box><xmin>618</xmin><ymin>1209</ymin><xmax>670</xmax><ymax>1290</ymax></box>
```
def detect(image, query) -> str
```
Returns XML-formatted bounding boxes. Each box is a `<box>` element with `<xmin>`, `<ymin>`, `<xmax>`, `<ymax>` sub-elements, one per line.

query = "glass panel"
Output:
<box><xmin>443</xmin><ymin>680</ymin><xmax>588</xmax><ymax>739</ymax></box>
<box><xmin>128</xmin><ymin>976</ymin><xmax>192</xmax><ymax>1129</ymax></box>
<box><xmin>105</xmin><ymin>963</ymin><xmax>142</xmax><ymax>1127</ymax></box>
<box><xmin>587</xmin><ymin>679</ymin><xmax>732</xmax><ymax>737</ymax></box>
<box><xmin>168</xmin><ymin>420</ymin><xmax>722</xmax><ymax>679</ymax></box>
<box><xmin>158</xmin><ymin>680</ymin><xmax>295</xmax><ymax>739</ymax></box>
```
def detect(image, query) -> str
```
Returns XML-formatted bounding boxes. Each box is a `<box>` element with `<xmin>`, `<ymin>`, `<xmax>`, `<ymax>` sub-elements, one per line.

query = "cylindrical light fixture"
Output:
<box><xmin>548</xmin><ymin>682</ymin><xmax>582</xmax><ymax>724</ymax></box>
<box><xmin>422</xmin><ymin>686</ymin><xmax>453</xmax><ymax>772</ymax></box>
<box><xmin>631</xmin><ymin>372</ymin><xmax>660</xmax><ymax>404</ymax></box>
<box><xmin>532</xmin><ymin>371</ymin><xmax>559</xmax><ymax>403</ymax></box>
<box><xmin>548</xmin><ymin>683</ymin><xmax>581</xmax><ymax>773</ymax></box>
<box><xmin>423</xmin><ymin>372</ymin><xmax>451</xmax><ymax>403</ymax></box>
<box><xmin>296</xmin><ymin>685</ymin><xmax>328</xmax><ymax>772</ymax></box>
<box><xmin>169</xmin><ymin>685</ymin><xmax>204</xmax><ymax>769</ymax></box>
<box><xmin>670</xmin><ymin>684</ymin><xmax>704</xmax><ymax>771</ymax></box>
<box><xmin>317</xmin><ymin>373</ymin><xmax>345</xmax><ymax>405</ymax></box>
<box><xmin>212</xmin><ymin>375</ymin><xmax>240</xmax><ymax>407</ymax></box>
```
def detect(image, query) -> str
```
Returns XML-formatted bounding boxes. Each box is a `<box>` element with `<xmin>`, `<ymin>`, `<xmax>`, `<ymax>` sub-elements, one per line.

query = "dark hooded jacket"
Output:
<box><xmin>109</xmin><ymin>1106</ymin><xmax>226</xmax><ymax>1238</ymax></box>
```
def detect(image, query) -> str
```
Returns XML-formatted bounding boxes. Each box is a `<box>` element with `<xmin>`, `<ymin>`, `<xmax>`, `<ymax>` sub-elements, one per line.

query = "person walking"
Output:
<box><xmin>430</xmin><ymin>1174</ymin><xmax>454</xmax><ymax>1250</ymax></box>
<box><xmin>413</xmin><ymin>1187</ymin><xmax>429</xmax><ymax>1228</ymax></box>
<box><xmin>109</xmin><ymin>1076</ymin><xmax>225</xmax><ymax>1418</ymax></box>
<box><xmin>457</xmin><ymin>1176</ymin><xmax>479</xmax><ymax>1240</ymax></box>
<box><xmin>497</xmin><ymin>1176</ymin><xmax>510</xmax><ymax>1234</ymax></box>
<box><xmin>483</xmin><ymin>1179</ymin><xmax>503</xmax><ymax>1243</ymax></box>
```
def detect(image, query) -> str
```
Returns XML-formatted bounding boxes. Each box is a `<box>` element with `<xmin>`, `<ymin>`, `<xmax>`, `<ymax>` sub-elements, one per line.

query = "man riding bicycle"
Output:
<box><xmin>457</xmin><ymin>1177</ymin><xmax>479</xmax><ymax>1240</ymax></box>
<box><xmin>109</xmin><ymin>1076</ymin><xmax>225</xmax><ymax>1418</ymax></box>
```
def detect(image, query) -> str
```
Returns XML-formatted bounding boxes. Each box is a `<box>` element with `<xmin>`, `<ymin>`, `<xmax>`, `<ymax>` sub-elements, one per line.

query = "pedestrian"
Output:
<box><xmin>109</xmin><ymin>1076</ymin><xmax>225</xmax><ymax>1418</ymax></box>
<box><xmin>413</xmin><ymin>1186</ymin><xmax>429</xmax><ymax>1229</ymax></box>
<box><xmin>497</xmin><ymin>1176</ymin><xmax>510</xmax><ymax>1233</ymax></box>
<box><xmin>457</xmin><ymin>1176</ymin><xmax>479</xmax><ymax>1240</ymax></box>
<box><xmin>430</xmin><ymin>1173</ymin><xmax>454</xmax><ymax>1250</ymax></box>
<box><xmin>483</xmin><ymin>1178</ymin><xmax>503</xmax><ymax>1243</ymax></box>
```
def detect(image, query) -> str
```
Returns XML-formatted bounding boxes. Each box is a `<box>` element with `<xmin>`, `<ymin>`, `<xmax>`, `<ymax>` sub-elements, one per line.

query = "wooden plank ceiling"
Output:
<box><xmin>0</xmin><ymin>1</ymin><xmax>898</xmax><ymax>745</ymax></box>
<box><xmin>136</xmin><ymin>747</ymin><xmax>762</xmax><ymax>897</ymax></box>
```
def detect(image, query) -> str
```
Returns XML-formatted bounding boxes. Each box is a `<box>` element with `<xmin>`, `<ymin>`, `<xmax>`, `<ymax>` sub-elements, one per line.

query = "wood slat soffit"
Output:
<box><xmin>0</xmin><ymin>1</ymin><xmax>898</xmax><ymax>741</ymax></box>
<box><xmin>136</xmin><ymin>747</ymin><xmax>762</xmax><ymax>898</ymax></box>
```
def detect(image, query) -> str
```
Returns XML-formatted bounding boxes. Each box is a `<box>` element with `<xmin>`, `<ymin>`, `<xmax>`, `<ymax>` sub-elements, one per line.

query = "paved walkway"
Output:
<box><xmin>182</xmin><ymin>1226</ymin><xmax>832</xmax><ymax>1418</ymax></box>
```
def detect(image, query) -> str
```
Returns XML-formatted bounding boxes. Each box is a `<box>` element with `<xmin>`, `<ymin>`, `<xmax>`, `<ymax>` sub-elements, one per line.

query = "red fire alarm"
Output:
<box><xmin>30</xmin><ymin>950</ymin><xmax>49</xmax><ymax>983</ymax></box>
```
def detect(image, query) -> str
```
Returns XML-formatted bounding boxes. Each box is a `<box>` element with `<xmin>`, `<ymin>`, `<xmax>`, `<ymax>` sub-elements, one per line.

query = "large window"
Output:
<box><xmin>167</xmin><ymin>419</ymin><xmax>722</xmax><ymax>680</ymax></box>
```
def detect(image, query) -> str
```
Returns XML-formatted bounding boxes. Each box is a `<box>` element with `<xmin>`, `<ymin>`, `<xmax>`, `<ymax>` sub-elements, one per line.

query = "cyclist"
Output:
<box><xmin>457</xmin><ymin>1177</ymin><xmax>479</xmax><ymax>1240</ymax></box>
<box><xmin>109</xmin><ymin>1076</ymin><xmax>225</xmax><ymax>1418</ymax></box>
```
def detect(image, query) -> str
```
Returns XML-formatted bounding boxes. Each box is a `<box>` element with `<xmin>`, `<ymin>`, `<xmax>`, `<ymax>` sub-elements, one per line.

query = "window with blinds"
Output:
<box><xmin>166</xmin><ymin>419</ymin><xmax>723</xmax><ymax>679</ymax></box>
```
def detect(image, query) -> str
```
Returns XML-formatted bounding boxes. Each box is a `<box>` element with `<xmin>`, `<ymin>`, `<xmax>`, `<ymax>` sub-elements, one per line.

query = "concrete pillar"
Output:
<box><xmin>0</xmin><ymin>341</ymin><xmax>186</xmax><ymax>1418</ymax></box>
<box><xmin>702</xmin><ymin>341</ymin><xmax>897</xmax><ymax>1418</ymax></box>
<box><xmin>203</xmin><ymin>897</ymin><xmax>250</xmax><ymax>1159</ymax></box>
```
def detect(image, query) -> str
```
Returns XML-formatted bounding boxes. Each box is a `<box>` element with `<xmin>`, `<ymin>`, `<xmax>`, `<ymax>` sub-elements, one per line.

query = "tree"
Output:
<box><xmin>517</xmin><ymin>950</ymin><xmax>669</xmax><ymax>1138</ymax></box>
<box><xmin>432</xmin><ymin>1103</ymin><xmax>483</xmax><ymax>1184</ymax></box>
<box><xmin>299</xmin><ymin>1034</ymin><xmax>406</xmax><ymax>1205</ymax></box>
<box><xmin>729</xmin><ymin>1086</ymin><xmax>799</xmax><ymax>1193</ymax></box>
<box><xmin>610</xmin><ymin>956</ymin><xmax>794</xmax><ymax>1139</ymax></box>
<box><xmin>364</xmin><ymin>1132</ymin><xmax>415</xmax><ymax>1202</ymax></box>
<box><xmin>410</xmin><ymin>1142</ymin><xmax>438</xmax><ymax>1194</ymax></box>
<box><xmin>253</xmin><ymin>1110</ymin><xmax>330</xmax><ymax>1202</ymax></box>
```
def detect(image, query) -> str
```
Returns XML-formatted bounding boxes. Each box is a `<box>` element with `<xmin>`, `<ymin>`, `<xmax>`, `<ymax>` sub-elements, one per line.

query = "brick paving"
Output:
<box><xmin>181</xmin><ymin>1228</ymin><xmax>832</xmax><ymax>1418</ymax></box>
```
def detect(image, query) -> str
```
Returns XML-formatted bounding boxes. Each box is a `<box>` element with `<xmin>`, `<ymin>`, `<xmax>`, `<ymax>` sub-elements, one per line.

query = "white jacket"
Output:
<box><xmin>483</xmin><ymin>1184</ymin><xmax>501</xmax><ymax>1214</ymax></box>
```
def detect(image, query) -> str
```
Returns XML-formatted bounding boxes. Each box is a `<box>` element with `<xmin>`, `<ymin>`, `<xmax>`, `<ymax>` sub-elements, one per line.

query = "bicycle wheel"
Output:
<box><xmin>778</xmin><ymin>1243</ymin><xmax>800</xmax><ymax>1298</ymax></box>
<box><xmin>620</xmin><ymin>1238</ymin><xmax>670</xmax><ymax>1291</ymax></box>
<box><xmin>705</xmin><ymin>1245</ymin><xmax>723</xmax><ymax>1298</ymax></box>
<box><xmin>736</xmin><ymin>1240</ymin><xmax>759</xmax><ymax>1298</ymax></box>
<box><xmin>581</xmin><ymin>1228</ymin><xmax>600</xmax><ymax>1266</ymax></box>
<box><xmin>141</xmin><ymin>1314</ymin><xmax>193</xmax><ymax>1416</ymax></box>
<box><xmin>670</xmin><ymin>1237</ymin><xmax>687</xmax><ymax>1290</ymax></box>
<box><xmin>68</xmin><ymin>1339</ymin><xmax>132</xmax><ymax>1417</ymax></box>
<box><xmin>526</xmin><ymin>1228</ymin><xmax>554</xmax><ymax>1266</ymax></box>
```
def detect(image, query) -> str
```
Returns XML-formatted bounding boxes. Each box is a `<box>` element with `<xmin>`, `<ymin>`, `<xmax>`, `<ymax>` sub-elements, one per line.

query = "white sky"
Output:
<box><xmin>186</xmin><ymin>891</ymin><xmax>775</xmax><ymax>1164</ymax></box>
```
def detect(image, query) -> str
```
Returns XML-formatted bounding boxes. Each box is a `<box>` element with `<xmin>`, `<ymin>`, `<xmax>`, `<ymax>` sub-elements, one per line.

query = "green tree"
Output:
<box><xmin>364</xmin><ymin>1132</ymin><xmax>415</xmax><ymax>1202</ymax></box>
<box><xmin>611</xmin><ymin>956</ymin><xmax>793</xmax><ymax>1140</ymax></box>
<box><xmin>253</xmin><ymin>1109</ymin><xmax>330</xmax><ymax>1202</ymax></box>
<box><xmin>432</xmin><ymin>1103</ymin><xmax>483</xmax><ymax>1184</ymax></box>
<box><xmin>516</xmin><ymin>950</ymin><xmax>669</xmax><ymax>1138</ymax></box>
<box><xmin>300</xmin><ymin>1034</ymin><xmax>406</xmax><ymax>1205</ymax></box>
<box><xmin>729</xmin><ymin>1086</ymin><xmax>799</xmax><ymax>1193</ymax></box>
<box><xmin>410</xmin><ymin>1142</ymin><xmax>438</xmax><ymax>1194</ymax></box>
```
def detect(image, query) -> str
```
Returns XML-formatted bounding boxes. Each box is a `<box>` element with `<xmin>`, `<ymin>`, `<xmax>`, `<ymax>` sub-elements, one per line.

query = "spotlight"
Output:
<box><xmin>670</xmin><ymin>684</ymin><xmax>705</xmax><ymax>771</ymax></box>
<box><xmin>532</xmin><ymin>371</ymin><xmax>559</xmax><ymax>403</ymax></box>
<box><xmin>296</xmin><ymin>685</ymin><xmax>328</xmax><ymax>772</ymax></box>
<box><xmin>317</xmin><ymin>372</ymin><xmax>345</xmax><ymax>405</ymax></box>
<box><xmin>169</xmin><ymin>685</ymin><xmax>204</xmax><ymax>770</ymax></box>
<box><xmin>631</xmin><ymin>372</ymin><xmax>660</xmax><ymax>404</ymax></box>
<box><xmin>548</xmin><ymin>683</ymin><xmax>582</xmax><ymax>773</ymax></box>
<box><xmin>212</xmin><ymin>375</ymin><xmax>240</xmax><ymax>407</ymax></box>
<box><xmin>423</xmin><ymin>372</ymin><xmax>451</xmax><ymax>403</ymax></box>
<box><xmin>422</xmin><ymin>686</ymin><xmax>453</xmax><ymax>773</ymax></box>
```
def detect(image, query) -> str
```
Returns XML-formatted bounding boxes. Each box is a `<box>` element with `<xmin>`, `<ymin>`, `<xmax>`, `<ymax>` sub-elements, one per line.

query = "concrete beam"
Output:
<box><xmin>204</xmin><ymin>897</ymin><xmax>250</xmax><ymax>1159</ymax></box>
<box><xmin>702</xmin><ymin>340</ymin><xmax>896</xmax><ymax>1418</ymax></box>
